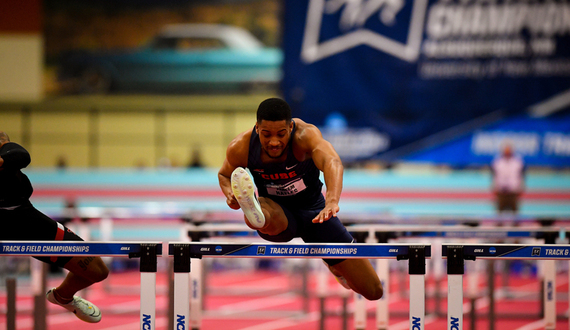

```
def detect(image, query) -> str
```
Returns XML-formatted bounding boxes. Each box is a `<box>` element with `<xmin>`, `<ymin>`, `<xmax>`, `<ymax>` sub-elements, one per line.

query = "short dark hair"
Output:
<box><xmin>257</xmin><ymin>98</ymin><xmax>292</xmax><ymax>123</ymax></box>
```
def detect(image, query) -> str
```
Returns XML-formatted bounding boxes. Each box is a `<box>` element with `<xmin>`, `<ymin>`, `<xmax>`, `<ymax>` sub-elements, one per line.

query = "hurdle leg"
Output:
<box><xmin>543</xmin><ymin>259</ymin><xmax>556</xmax><ymax>330</ymax></box>
<box><xmin>446</xmin><ymin>245</ymin><xmax>467</xmax><ymax>330</ymax></box>
<box><xmin>408</xmin><ymin>246</ymin><xmax>426</xmax><ymax>330</ymax></box>
<box><xmin>466</xmin><ymin>254</ymin><xmax>482</xmax><ymax>330</ymax></box>
<box><xmin>355</xmin><ymin>230</ymin><xmax>380</xmax><ymax>330</ymax></box>
<box><xmin>354</xmin><ymin>292</ymin><xmax>366</xmax><ymax>330</ymax></box>
<box><xmin>172</xmin><ymin>244</ymin><xmax>191</xmax><ymax>330</ymax></box>
<box><xmin>190</xmin><ymin>258</ymin><xmax>203</xmax><ymax>330</ymax></box>
<box><xmin>100</xmin><ymin>217</ymin><xmax>114</xmax><ymax>293</ymax></box>
<box><xmin>139</xmin><ymin>244</ymin><xmax>158</xmax><ymax>330</ymax></box>
<box><xmin>409</xmin><ymin>275</ymin><xmax>425</xmax><ymax>330</ymax></box>
<box><xmin>7</xmin><ymin>277</ymin><xmax>16</xmax><ymax>330</ymax></box>
<box><xmin>317</xmin><ymin>260</ymin><xmax>329</xmax><ymax>330</ymax></box>
<box><xmin>31</xmin><ymin>259</ymin><xmax>47</xmax><ymax>330</ymax></box>
<box><xmin>448</xmin><ymin>275</ymin><xmax>463</xmax><ymax>330</ymax></box>
<box><xmin>376</xmin><ymin>259</ymin><xmax>389</xmax><ymax>330</ymax></box>
<box><xmin>432</xmin><ymin>239</ymin><xmax>444</xmax><ymax>318</ymax></box>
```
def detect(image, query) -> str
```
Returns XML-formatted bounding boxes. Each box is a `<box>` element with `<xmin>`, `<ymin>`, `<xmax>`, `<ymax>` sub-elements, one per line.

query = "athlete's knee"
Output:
<box><xmin>361</xmin><ymin>282</ymin><xmax>383</xmax><ymax>301</ymax></box>
<box><xmin>260</xmin><ymin>225</ymin><xmax>285</xmax><ymax>236</ymax></box>
<box><xmin>85</xmin><ymin>259</ymin><xmax>109</xmax><ymax>283</ymax></box>
<box><xmin>353</xmin><ymin>274</ymin><xmax>383</xmax><ymax>301</ymax></box>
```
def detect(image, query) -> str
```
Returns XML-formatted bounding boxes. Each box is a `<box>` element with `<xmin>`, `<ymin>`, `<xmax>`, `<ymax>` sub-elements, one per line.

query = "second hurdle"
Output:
<box><xmin>443</xmin><ymin>244</ymin><xmax>570</xmax><ymax>330</ymax></box>
<box><xmin>168</xmin><ymin>242</ymin><xmax>431</xmax><ymax>330</ymax></box>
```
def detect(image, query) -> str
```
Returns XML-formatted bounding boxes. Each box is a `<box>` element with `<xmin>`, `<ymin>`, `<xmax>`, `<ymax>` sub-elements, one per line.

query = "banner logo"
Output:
<box><xmin>301</xmin><ymin>0</ymin><xmax>428</xmax><ymax>63</ymax></box>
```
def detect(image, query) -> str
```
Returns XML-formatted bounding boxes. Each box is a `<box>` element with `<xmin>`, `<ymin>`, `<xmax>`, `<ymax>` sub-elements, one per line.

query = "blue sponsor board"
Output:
<box><xmin>443</xmin><ymin>245</ymin><xmax>570</xmax><ymax>259</ymax></box>
<box><xmin>282</xmin><ymin>0</ymin><xmax>570</xmax><ymax>162</ymax></box>
<box><xmin>404</xmin><ymin>114</ymin><xmax>570</xmax><ymax>167</ymax></box>
<box><xmin>169</xmin><ymin>243</ymin><xmax>431</xmax><ymax>259</ymax></box>
<box><xmin>0</xmin><ymin>241</ymin><xmax>159</xmax><ymax>256</ymax></box>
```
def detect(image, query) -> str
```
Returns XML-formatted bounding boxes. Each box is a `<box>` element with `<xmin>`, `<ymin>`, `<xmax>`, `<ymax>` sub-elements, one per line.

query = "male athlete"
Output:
<box><xmin>0</xmin><ymin>131</ymin><xmax>108</xmax><ymax>323</ymax></box>
<box><xmin>218</xmin><ymin>98</ymin><xmax>383</xmax><ymax>300</ymax></box>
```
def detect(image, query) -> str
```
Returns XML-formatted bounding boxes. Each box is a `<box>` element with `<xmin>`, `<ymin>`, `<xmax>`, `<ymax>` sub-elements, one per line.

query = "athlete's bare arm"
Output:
<box><xmin>293</xmin><ymin>120</ymin><xmax>344</xmax><ymax>223</ymax></box>
<box><xmin>218</xmin><ymin>130</ymin><xmax>251</xmax><ymax>210</ymax></box>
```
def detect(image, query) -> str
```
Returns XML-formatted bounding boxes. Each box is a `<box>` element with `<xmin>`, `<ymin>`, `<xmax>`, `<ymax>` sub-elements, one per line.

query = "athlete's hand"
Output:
<box><xmin>226</xmin><ymin>192</ymin><xmax>241</xmax><ymax>210</ymax></box>
<box><xmin>312</xmin><ymin>203</ymin><xmax>339</xmax><ymax>223</ymax></box>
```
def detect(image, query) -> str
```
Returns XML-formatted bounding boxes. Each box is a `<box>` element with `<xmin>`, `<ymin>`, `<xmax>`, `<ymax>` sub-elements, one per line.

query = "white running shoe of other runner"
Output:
<box><xmin>46</xmin><ymin>288</ymin><xmax>102</xmax><ymax>323</ymax></box>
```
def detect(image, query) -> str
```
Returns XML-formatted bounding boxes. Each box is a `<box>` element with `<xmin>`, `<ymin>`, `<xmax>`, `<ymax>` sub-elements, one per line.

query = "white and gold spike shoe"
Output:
<box><xmin>231</xmin><ymin>167</ymin><xmax>265</xmax><ymax>228</ymax></box>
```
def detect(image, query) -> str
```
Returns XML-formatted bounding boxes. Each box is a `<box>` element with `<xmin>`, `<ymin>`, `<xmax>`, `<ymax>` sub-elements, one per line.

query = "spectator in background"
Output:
<box><xmin>491</xmin><ymin>142</ymin><xmax>527</xmax><ymax>294</ymax></box>
<box><xmin>56</xmin><ymin>155</ymin><xmax>68</xmax><ymax>170</ymax></box>
<box><xmin>187</xmin><ymin>146</ymin><xmax>204</xmax><ymax>169</ymax></box>
<box><xmin>491</xmin><ymin>142</ymin><xmax>526</xmax><ymax>214</ymax></box>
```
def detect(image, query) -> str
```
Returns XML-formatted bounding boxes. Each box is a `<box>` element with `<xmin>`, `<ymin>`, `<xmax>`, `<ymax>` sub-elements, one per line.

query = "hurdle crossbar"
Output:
<box><xmin>0</xmin><ymin>241</ymin><xmax>162</xmax><ymax>330</ymax></box>
<box><xmin>443</xmin><ymin>244</ymin><xmax>570</xmax><ymax>330</ymax></box>
<box><xmin>170</xmin><ymin>241</ymin><xmax>429</xmax><ymax>259</ymax></box>
<box><xmin>347</xmin><ymin>224</ymin><xmax>563</xmax><ymax>240</ymax></box>
<box><xmin>168</xmin><ymin>242</ymin><xmax>431</xmax><ymax>330</ymax></box>
<box><xmin>443</xmin><ymin>244</ymin><xmax>570</xmax><ymax>260</ymax></box>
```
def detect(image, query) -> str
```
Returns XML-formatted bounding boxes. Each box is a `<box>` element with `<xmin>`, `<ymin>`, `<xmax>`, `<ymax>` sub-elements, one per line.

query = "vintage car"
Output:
<box><xmin>57</xmin><ymin>24</ymin><xmax>283</xmax><ymax>93</ymax></box>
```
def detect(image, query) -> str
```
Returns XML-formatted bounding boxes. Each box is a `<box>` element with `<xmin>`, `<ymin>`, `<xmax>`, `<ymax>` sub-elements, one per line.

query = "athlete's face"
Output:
<box><xmin>256</xmin><ymin>120</ymin><xmax>293</xmax><ymax>159</ymax></box>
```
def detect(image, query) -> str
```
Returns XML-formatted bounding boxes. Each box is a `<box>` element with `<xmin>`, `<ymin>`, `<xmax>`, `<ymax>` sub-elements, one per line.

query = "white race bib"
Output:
<box><xmin>266</xmin><ymin>178</ymin><xmax>307</xmax><ymax>196</ymax></box>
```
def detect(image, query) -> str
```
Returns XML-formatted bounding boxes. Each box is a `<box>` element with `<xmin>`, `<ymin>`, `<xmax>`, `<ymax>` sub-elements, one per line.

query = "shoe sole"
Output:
<box><xmin>231</xmin><ymin>167</ymin><xmax>265</xmax><ymax>228</ymax></box>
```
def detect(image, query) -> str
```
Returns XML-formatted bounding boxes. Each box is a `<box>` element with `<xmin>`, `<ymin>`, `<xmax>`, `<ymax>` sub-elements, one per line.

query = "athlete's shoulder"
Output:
<box><xmin>226</xmin><ymin>129</ymin><xmax>253</xmax><ymax>165</ymax></box>
<box><xmin>293</xmin><ymin>118</ymin><xmax>324</xmax><ymax>146</ymax></box>
<box><xmin>293</xmin><ymin>119</ymin><xmax>321</xmax><ymax>138</ymax></box>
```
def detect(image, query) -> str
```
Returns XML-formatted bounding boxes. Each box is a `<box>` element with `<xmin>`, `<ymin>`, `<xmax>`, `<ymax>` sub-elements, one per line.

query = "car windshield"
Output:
<box><xmin>151</xmin><ymin>24</ymin><xmax>264</xmax><ymax>52</ymax></box>
<box><xmin>152</xmin><ymin>37</ymin><xmax>226</xmax><ymax>51</ymax></box>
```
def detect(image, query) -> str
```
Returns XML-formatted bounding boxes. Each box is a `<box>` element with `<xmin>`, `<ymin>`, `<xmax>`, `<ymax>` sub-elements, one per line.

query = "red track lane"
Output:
<box><xmin>1</xmin><ymin>269</ymin><xmax>568</xmax><ymax>330</ymax></box>
<box><xmin>30</xmin><ymin>188</ymin><xmax>570</xmax><ymax>200</ymax></box>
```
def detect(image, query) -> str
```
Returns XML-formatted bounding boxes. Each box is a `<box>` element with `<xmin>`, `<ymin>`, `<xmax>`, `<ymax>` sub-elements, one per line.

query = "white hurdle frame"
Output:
<box><xmin>443</xmin><ymin>244</ymin><xmax>570</xmax><ymax>330</ymax></box>
<box><xmin>0</xmin><ymin>241</ymin><xmax>162</xmax><ymax>330</ymax></box>
<box><xmin>168</xmin><ymin>242</ymin><xmax>431</xmax><ymax>330</ymax></box>
<box><xmin>347</xmin><ymin>224</ymin><xmax>563</xmax><ymax>330</ymax></box>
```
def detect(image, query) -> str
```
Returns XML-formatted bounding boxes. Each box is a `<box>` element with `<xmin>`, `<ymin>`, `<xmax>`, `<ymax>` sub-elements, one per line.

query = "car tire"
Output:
<box><xmin>79</xmin><ymin>66</ymin><xmax>112</xmax><ymax>94</ymax></box>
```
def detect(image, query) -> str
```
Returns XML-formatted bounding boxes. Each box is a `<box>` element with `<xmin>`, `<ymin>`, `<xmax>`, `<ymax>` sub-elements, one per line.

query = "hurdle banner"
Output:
<box><xmin>443</xmin><ymin>244</ymin><xmax>570</xmax><ymax>259</ymax></box>
<box><xmin>170</xmin><ymin>242</ymin><xmax>430</xmax><ymax>259</ymax></box>
<box><xmin>0</xmin><ymin>241</ymin><xmax>158</xmax><ymax>257</ymax></box>
<box><xmin>443</xmin><ymin>244</ymin><xmax>570</xmax><ymax>330</ymax></box>
<box><xmin>0</xmin><ymin>241</ymin><xmax>162</xmax><ymax>330</ymax></box>
<box><xmin>169</xmin><ymin>242</ymin><xmax>431</xmax><ymax>330</ymax></box>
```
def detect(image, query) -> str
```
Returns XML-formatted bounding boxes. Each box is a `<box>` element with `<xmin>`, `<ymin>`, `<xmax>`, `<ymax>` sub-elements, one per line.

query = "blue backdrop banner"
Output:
<box><xmin>404</xmin><ymin>114</ymin><xmax>570</xmax><ymax>167</ymax></box>
<box><xmin>281</xmin><ymin>0</ymin><xmax>570</xmax><ymax>163</ymax></box>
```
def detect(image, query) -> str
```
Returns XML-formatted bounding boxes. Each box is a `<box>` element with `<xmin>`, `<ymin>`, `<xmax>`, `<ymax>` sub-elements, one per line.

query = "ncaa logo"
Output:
<box><xmin>301</xmin><ymin>0</ymin><xmax>429</xmax><ymax>63</ymax></box>
<box><xmin>257</xmin><ymin>246</ymin><xmax>266</xmax><ymax>255</ymax></box>
<box><xmin>489</xmin><ymin>247</ymin><xmax>496</xmax><ymax>254</ymax></box>
<box><xmin>215</xmin><ymin>246</ymin><xmax>222</xmax><ymax>253</ymax></box>
<box><xmin>532</xmin><ymin>247</ymin><xmax>541</xmax><ymax>256</ymax></box>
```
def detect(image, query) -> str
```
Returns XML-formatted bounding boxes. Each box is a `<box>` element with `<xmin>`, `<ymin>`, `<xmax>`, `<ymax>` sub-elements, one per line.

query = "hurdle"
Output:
<box><xmin>346</xmin><ymin>224</ymin><xmax>563</xmax><ymax>329</ymax></box>
<box><xmin>443</xmin><ymin>244</ymin><xmax>570</xmax><ymax>330</ymax></box>
<box><xmin>0</xmin><ymin>240</ymin><xmax>162</xmax><ymax>330</ymax></box>
<box><xmin>168</xmin><ymin>242</ymin><xmax>431</xmax><ymax>330</ymax></box>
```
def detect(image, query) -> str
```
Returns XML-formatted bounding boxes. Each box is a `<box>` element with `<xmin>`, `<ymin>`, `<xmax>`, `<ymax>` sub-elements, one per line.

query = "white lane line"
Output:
<box><xmin>514</xmin><ymin>319</ymin><xmax>547</xmax><ymax>330</ymax></box>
